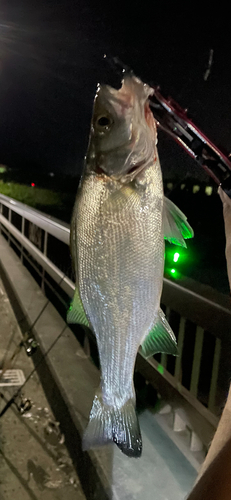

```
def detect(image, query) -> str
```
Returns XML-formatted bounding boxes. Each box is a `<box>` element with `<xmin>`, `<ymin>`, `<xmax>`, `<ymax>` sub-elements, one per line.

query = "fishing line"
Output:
<box><xmin>0</xmin><ymin>323</ymin><xmax>68</xmax><ymax>418</ymax></box>
<box><xmin>0</xmin><ymin>270</ymin><xmax>71</xmax><ymax>383</ymax></box>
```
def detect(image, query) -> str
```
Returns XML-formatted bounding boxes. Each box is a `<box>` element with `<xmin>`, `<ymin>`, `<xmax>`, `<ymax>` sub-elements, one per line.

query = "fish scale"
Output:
<box><xmin>77</xmin><ymin>166</ymin><xmax>163</xmax><ymax>401</ymax></box>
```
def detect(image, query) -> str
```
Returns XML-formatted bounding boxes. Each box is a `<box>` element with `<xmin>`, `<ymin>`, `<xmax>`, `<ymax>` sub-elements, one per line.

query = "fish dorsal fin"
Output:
<box><xmin>67</xmin><ymin>287</ymin><xmax>90</xmax><ymax>327</ymax></box>
<box><xmin>141</xmin><ymin>308</ymin><xmax>178</xmax><ymax>359</ymax></box>
<box><xmin>163</xmin><ymin>196</ymin><xmax>194</xmax><ymax>247</ymax></box>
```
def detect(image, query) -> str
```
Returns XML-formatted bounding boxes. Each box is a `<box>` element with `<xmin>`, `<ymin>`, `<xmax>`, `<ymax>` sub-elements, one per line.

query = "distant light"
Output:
<box><xmin>205</xmin><ymin>186</ymin><xmax>213</xmax><ymax>196</ymax></box>
<box><xmin>193</xmin><ymin>185</ymin><xmax>200</xmax><ymax>194</ymax></box>
<box><xmin>173</xmin><ymin>252</ymin><xmax>180</xmax><ymax>263</ymax></box>
<box><xmin>181</xmin><ymin>183</ymin><xmax>186</xmax><ymax>190</ymax></box>
<box><xmin>31</xmin><ymin>182</ymin><xmax>35</xmax><ymax>187</ymax></box>
<box><xmin>49</xmin><ymin>172</ymin><xmax>55</xmax><ymax>177</ymax></box>
<box><xmin>167</xmin><ymin>182</ymin><xmax>173</xmax><ymax>190</ymax></box>
<box><xmin>170</xmin><ymin>268</ymin><xmax>176</xmax><ymax>274</ymax></box>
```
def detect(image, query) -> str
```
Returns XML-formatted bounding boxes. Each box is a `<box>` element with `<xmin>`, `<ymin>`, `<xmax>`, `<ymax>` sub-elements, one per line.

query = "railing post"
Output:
<box><xmin>190</xmin><ymin>326</ymin><xmax>204</xmax><ymax>397</ymax></box>
<box><xmin>44</xmin><ymin>231</ymin><xmax>48</xmax><ymax>256</ymax></box>
<box><xmin>161</xmin><ymin>306</ymin><xmax>171</xmax><ymax>368</ymax></box>
<box><xmin>21</xmin><ymin>216</ymin><xmax>25</xmax><ymax>262</ymax></box>
<box><xmin>174</xmin><ymin>316</ymin><xmax>186</xmax><ymax>384</ymax></box>
<box><xmin>8</xmin><ymin>208</ymin><xmax>11</xmax><ymax>243</ymax></box>
<box><xmin>208</xmin><ymin>337</ymin><xmax>221</xmax><ymax>413</ymax></box>
<box><xmin>41</xmin><ymin>231</ymin><xmax>48</xmax><ymax>293</ymax></box>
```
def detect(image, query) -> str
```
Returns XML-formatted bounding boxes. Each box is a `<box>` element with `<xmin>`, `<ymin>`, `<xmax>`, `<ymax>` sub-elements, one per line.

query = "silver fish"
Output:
<box><xmin>67</xmin><ymin>75</ymin><xmax>193</xmax><ymax>458</ymax></box>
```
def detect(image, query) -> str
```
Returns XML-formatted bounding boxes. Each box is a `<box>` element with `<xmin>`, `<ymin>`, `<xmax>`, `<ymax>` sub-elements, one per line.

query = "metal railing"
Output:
<box><xmin>1</xmin><ymin>192</ymin><xmax>231</xmax><ymax>450</ymax></box>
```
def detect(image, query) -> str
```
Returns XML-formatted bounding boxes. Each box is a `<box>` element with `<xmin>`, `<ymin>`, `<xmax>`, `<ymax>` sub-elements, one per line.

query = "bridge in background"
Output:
<box><xmin>1</xmin><ymin>192</ymin><xmax>231</xmax><ymax>499</ymax></box>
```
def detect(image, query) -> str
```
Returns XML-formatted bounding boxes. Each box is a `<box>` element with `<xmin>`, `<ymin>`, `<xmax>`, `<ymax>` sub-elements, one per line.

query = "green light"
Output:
<box><xmin>173</xmin><ymin>252</ymin><xmax>180</xmax><ymax>263</ymax></box>
<box><xmin>170</xmin><ymin>268</ymin><xmax>176</xmax><ymax>274</ymax></box>
<box><xmin>157</xmin><ymin>364</ymin><xmax>164</xmax><ymax>375</ymax></box>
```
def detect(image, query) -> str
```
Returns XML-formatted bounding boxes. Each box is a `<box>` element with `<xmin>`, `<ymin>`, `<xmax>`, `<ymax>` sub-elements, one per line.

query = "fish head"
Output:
<box><xmin>86</xmin><ymin>75</ymin><xmax>157</xmax><ymax>181</ymax></box>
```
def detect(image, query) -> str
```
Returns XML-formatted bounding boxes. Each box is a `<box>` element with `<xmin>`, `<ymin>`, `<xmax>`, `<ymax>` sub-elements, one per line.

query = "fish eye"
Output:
<box><xmin>96</xmin><ymin>115</ymin><xmax>113</xmax><ymax>129</ymax></box>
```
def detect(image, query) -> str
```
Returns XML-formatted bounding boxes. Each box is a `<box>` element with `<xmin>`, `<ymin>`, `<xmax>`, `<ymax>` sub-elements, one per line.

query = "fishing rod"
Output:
<box><xmin>148</xmin><ymin>90</ymin><xmax>231</xmax><ymax>194</ymax></box>
<box><xmin>0</xmin><ymin>271</ymin><xmax>72</xmax><ymax>417</ymax></box>
<box><xmin>106</xmin><ymin>56</ymin><xmax>231</xmax><ymax>195</ymax></box>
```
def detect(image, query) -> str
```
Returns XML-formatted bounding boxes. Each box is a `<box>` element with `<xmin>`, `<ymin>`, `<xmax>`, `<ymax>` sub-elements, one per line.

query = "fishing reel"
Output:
<box><xmin>0</xmin><ymin>391</ymin><xmax>32</xmax><ymax>416</ymax></box>
<box><xmin>15</xmin><ymin>394</ymin><xmax>32</xmax><ymax>414</ymax></box>
<box><xmin>23</xmin><ymin>337</ymin><xmax>38</xmax><ymax>357</ymax></box>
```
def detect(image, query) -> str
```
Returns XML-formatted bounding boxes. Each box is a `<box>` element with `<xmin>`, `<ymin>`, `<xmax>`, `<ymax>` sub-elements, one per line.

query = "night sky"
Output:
<box><xmin>0</xmin><ymin>2</ymin><xmax>231</xmax><ymax>180</ymax></box>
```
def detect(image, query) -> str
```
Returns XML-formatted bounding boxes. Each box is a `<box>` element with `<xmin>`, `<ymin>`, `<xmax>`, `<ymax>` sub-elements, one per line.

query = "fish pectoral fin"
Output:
<box><xmin>103</xmin><ymin>186</ymin><xmax>140</xmax><ymax>213</ymax></box>
<box><xmin>163</xmin><ymin>196</ymin><xmax>194</xmax><ymax>247</ymax></box>
<box><xmin>141</xmin><ymin>308</ymin><xmax>178</xmax><ymax>358</ymax></box>
<box><xmin>67</xmin><ymin>287</ymin><xmax>90</xmax><ymax>327</ymax></box>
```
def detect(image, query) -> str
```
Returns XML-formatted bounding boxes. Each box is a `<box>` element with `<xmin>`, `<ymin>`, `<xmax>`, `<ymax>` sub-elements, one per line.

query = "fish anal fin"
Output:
<box><xmin>141</xmin><ymin>308</ymin><xmax>178</xmax><ymax>359</ymax></box>
<box><xmin>163</xmin><ymin>196</ymin><xmax>194</xmax><ymax>247</ymax></box>
<box><xmin>67</xmin><ymin>287</ymin><xmax>90</xmax><ymax>327</ymax></box>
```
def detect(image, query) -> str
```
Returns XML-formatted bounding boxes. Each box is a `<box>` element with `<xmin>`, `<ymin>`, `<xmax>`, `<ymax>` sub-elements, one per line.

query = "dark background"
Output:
<box><xmin>0</xmin><ymin>2</ymin><xmax>230</xmax><ymax>178</ymax></box>
<box><xmin>0</xmin><ymin>2</ymin><xmax>230</xmax><ymax>294</ymax></box>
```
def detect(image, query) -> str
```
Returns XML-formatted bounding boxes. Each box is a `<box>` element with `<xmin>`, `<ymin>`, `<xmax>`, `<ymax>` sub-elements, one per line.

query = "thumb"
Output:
<box><xmin>218</xmin><ymin>186</ymin><xmax>231</xmax><ymax>207</ymax></box>
<box><xmin>218</xmin><ymin>186</ymin><xmax>231</xmax><ymax>290</ymax></box>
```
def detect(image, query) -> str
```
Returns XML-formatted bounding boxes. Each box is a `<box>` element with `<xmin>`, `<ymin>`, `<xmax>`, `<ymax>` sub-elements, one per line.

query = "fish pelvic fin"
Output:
<box><xmin>163</xmin><ymin>196</ymin><xmax>194</xmax><ymax>247</ymax></box>
<box><xmin>141</xmin><ymin>308</ymin><xmax>178</xmax><ymax>359</ymax></box>
<box><xmin>67</xmin><ymin>287</ymin><xmax>90</xmax><ymax>327</ymax></box>
<box><xmin>82</xmin><ymin>395</ymin><xmax>142</xmax><ymax>458</ymax></box>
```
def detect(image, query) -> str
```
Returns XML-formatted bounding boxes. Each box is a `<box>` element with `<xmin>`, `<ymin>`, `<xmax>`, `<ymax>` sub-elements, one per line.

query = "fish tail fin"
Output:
<box><xmin>83</xmin><ymin>395</ymin><xmax>142</xmax><ymax>458</ymax></box>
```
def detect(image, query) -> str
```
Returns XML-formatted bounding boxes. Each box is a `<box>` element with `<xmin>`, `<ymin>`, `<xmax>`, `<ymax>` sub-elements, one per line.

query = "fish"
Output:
<box><xmin>67</xmin><ymin>74</ymin><xmax>193</xmax><ymax>458</ymax></box>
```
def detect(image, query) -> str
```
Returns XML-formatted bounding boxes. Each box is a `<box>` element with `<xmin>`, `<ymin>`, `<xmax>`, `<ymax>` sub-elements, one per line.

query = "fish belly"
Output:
<box><xmin>76</xmin><ymin>167</ymin><xmax>163</xmax><ymax>406</ymax></box>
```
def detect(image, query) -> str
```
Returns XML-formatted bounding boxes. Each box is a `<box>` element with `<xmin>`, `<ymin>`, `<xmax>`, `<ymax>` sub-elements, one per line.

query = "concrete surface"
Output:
<box><xmin>0</xmin><ymin>278</ymin><xmax>86</xmax><ymax>500</ymax></box>
<box><xmin>0</xmin><ymin>233</ymin><xmax>197</xmax><ymax>499</ymax></box>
